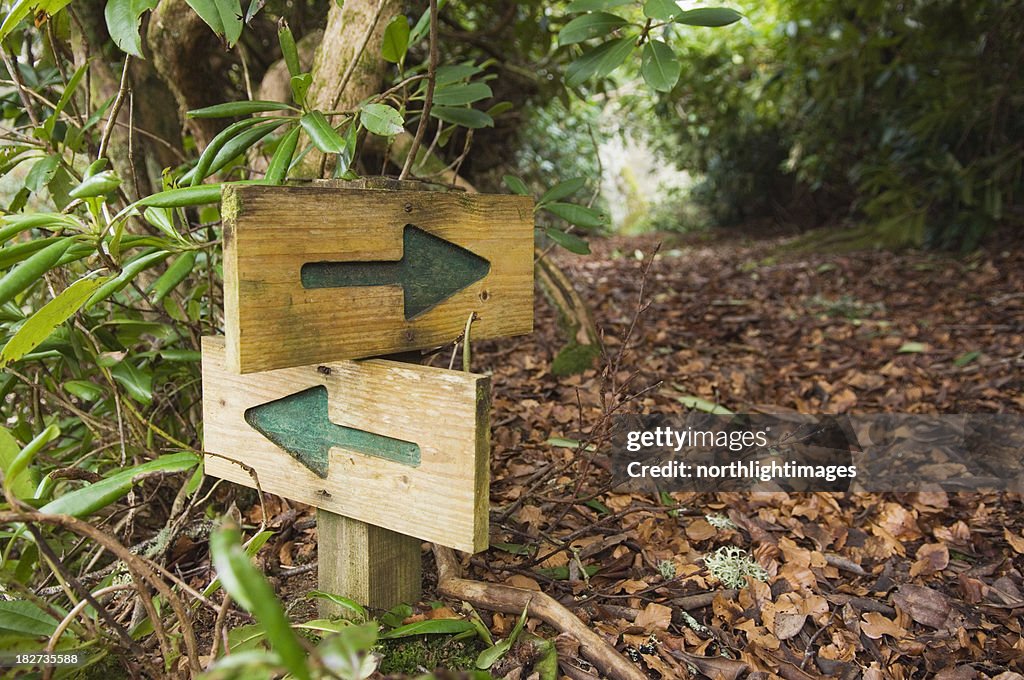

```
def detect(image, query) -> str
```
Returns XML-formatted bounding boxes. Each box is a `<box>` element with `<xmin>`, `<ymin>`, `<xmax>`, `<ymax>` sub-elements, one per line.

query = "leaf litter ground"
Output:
<box><xmin>255</xmin><ymin>230</ymin><xmax>1024</xmax><ymax>679</ymax></box>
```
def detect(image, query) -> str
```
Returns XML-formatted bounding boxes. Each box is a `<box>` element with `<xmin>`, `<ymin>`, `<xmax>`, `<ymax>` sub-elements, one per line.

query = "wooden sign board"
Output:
<box><xmin>201</xmin><ymin>336</ymin><xmax>490</xmax><ymax>553</ymax></box>
<box><xmin>222</xmin><ymin>185</ymin><xmax>534</xmax><ymax>373</ymax></box>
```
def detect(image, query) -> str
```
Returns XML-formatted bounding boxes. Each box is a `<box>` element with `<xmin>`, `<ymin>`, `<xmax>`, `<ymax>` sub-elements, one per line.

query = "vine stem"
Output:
<box><xmin>1</xmin><ymin>46</ymin><xmax>41</xmax><ymax>127</ymax></box>
<box><xmin>98</xmin><ymin>55</ymin><xmax>131</xmax><ymax>161</ymax></box>
<box><xmin>399</xmin><ymin>0</ymin><xmax>438</xmax><ymax>179</ymax></box>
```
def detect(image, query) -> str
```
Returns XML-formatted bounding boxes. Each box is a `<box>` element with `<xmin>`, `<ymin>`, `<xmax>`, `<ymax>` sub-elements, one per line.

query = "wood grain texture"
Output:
<box><xmin>222</xmin><ymin>185</ymin><xmax>534</xmax><ymax>373</ymax></box>
<box><xmin>202</xmin><ymin>336</ymin><xmax>490</xmax><ymax>553</ymax></box>
<box><xmin>317</xmin><ymin>510</ymin><xmax>422</xmax><ymax>613</ymax></box>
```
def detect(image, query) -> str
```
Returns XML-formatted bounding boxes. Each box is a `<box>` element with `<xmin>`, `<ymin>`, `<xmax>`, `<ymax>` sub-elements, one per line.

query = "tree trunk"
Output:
<box><xmin>147</xmin><ymin>0</ymin><xmax>239</xmax><ymax>149</ymax></box>
<box><xmin>72</xmin><ymin>0</ymin><xmax>185</xmax><ymax>198</ymax></box>
<box><xmin>296</xmin><ymin>0</ymin><xmax>402</xmax><ymax>178</ymax></box>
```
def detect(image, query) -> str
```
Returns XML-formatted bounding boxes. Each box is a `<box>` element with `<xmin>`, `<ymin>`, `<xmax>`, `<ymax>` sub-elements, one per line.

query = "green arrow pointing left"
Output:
<box><xmin>244</xmin><ymin>386</ymin><xmax>420</xmax><ymax>478</ymax></box>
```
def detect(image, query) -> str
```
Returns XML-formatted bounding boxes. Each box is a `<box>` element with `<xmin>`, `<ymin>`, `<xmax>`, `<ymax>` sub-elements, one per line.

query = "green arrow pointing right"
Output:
<box><xmin>300</xmin><ymin>224</ymin><xmax>491</xmax><ymax>319</ymax></box>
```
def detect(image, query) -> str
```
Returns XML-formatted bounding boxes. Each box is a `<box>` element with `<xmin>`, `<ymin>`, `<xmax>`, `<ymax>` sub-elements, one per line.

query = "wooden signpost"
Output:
<box><xmin>221</xmin><ymin>185</ymin><xmax>534</xmax><ymax>373</ymax></box>
<box><xmin>202</xmin><ymin>183</ymin><xmax>533</xmax><ymax>610</ymax></box>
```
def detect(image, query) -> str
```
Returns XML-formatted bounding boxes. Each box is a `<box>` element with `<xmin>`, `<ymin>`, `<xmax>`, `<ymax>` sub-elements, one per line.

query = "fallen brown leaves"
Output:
<box><xmin>464</xmin><ymin>231</ymin><xmax>1024</xmax><ymax>678</ymax></box>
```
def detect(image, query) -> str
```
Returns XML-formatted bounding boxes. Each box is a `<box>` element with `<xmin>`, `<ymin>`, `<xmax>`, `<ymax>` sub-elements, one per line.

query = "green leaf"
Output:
<box><xmin>675</xmin><ymin>395</ymin><xmax>733</xmax><ymax>414</ymax></box>
<box><xmin>62</xmin><ymin>380</ymin><xmax>104</xmax><ymax>401</ymax></box>
<box><xmin>84</xmin><ymin>158</ymin><xmax>109</xmax><ymax>179</ymax></box>
<box><xmin>0</xmin><ymin>213</ymin><xmax>78</xmax><ymax>244</ymax></box>
<box><xmin>381</xmin><ymin>15</ymin><xmax>410</xmax><ymax>63</ymax></box>
<box><xmin>69</xmin><ymin>170</ymin><xmax>122</xmax><ymax>199</ymax></box>
<box><xmin>476</xmin><ymin>637</ymin><xmax>511</xmax><ymax>669</ymax></box>
<box><xmin>104</xmin><ymin>0</ymin><xmax>159</xmax><ymax>57</ymax></box>
<box><xmin>187</xmin><ymin>100</ymin><xmax>294</xmax><ymax>118</ymax></box>
<box><xmin>137</xmin><ymin>184</ymin><xmax>225</xmax><ymax>208</ymax></box>
<box><xmin>641</xmin><ymin>39</ymin><xmax>680</xmax><ymax>92</ymax></box>
<box><xmin>290</xmin><ymin>73</ymin><xmax>312</xmax><ymax>108</ymax></box>
<box><xmin>643</xmin><ymin>0</ymin><xmax>680</xmax><ymax>21</ymax></box>
<box><xmin>545</xmin><ymin>436</ymin><xmax>597</xmax><ymax>450</ymax></box>
<box><xmin>185</xmin><ymin>0</ymin><xmax>244</xmax><ymax>45</ymax></box>
<box><xmin>558</xmin><ymin>12</ymin><xmax>628</xmax><ymax>46</ymax></box>
<box><xmin>359</xmin><ymin>103</ymin><xmax>405</xmax><ymax>137</ymax></box>
<box><xmin>226</xmin><ymin>623</ymin><xmax>268</xmax><ymax>653</ymax></box>
<box><xmin>278</xmin><ymin>22</ymin><xmax>300</xmax><ymax>77</ymax></box>
<box><xmin>0</xmin><ymin>427</ymin><xmax>37</xmax><ymax>499</ymax></box>
<box><xmin>142</xmin><ymin>207</ymin><xmax>182</xmax><ymax>241</ymax></box>
<box><xmin>565</xmin><ymin>0</ymin><xmax>631</xmax><ymax>12</ymax></box>
<box><xmin>565</xmin><ymin>37</ymin><xmax>636</xmax><ymax>87</ymax></box>
<box><xmin>503</xmin><ymin>175</ymin><xmax>530</xmax><ymax>196</ymax></box>
<box><xmin>150</xmin><ymin>251</ymin><xmax>197</xmax><ymax>303</ymax></box>
<box><xmin>3</xmin><ymin>424</ymin><xmax>57</xmax><ymax>499</ymax></box>
<box><xmin>202</xmin><ymin>530</ymin><xmax>273</xmax><ymax>597</ymax></box>
<box><xmin>264</xmin><ymin>125</ymin><xmax>300</xmax><ymax>185</ymax></box>
<box><xmin>0</xmin><ymin>238</ymin><xmax>72</xmax><ymax>308</ymax></box>
<box><xmin>318</xmin><ymin>622</ymin><xmax>379</xmax><ymax>676</ymax></box>
<box><xmin>111</xmin><ymin>360</ymin><xmax>153</xmax><ymax>403</ymax></box>
<box><xmin>430</xmin><ymin>106</ymin><xmax>493</xmax><ymax>129</ymax></box>
<box><xmin>0</xmin><ymin>277</ymin><xmax>108</xmax><ymax>367</ymax></box>
<box><xmin>379</xmin><ymin>603</ymin><xmax>413</xmax><ymax>629</ymax></box>
<box><xmin>435</xmin><ymin>63</ymin><xmax>484</xmax><ymax>86</ymax></box>
<box><xmin>189</xmin><ymin>118</ymin><xmax>263</xmax><ymax>185</ymax></box>
<box><xmin>158</xmin><ymin>349</ymin><xmax>201</xmax><ymax>361</ymax></box>
<box><xmin>85</xmin><ymin>250</ymin><xmax>168</xmax><ymax>309</ymax></box>
<box><xmin>211</xmin><ymin>523</ymin><xmax>311</xmax><ymax>680</ymax></box>
<box><xmin>538</xmin><ymin>177</ymin><xmax>586</xmax><ymax>206</ymax></box>
<box><xmin>334</xmin><ymin>122</ymin><xmax>358</xmax><ymax>177</ymax></box>
<box><xmin>45</xmin><ymin>62</ymin><xmax>87</xmax><ymax>139</ymax></box>
<box><xmin>544</xmin><ymin>228</ymin><xmax>590</xmax><ymax>255</ymax></box>
<box><xmin>26</xmin><ymin>155</ymin><xmax>59</xmax><ymax>192</ymax></box>
<box><xmin>379</xmin><ymin>618</ymin><xmax>477</xmax><ymax>640</ymax></box>
<box><xmin>0</xmin><ymin>0</ymin><xmax>36</xmax><ymax>43</ymax></box>
<box><xmin>294</xmin><ymin>619</ymin><xmax>351</xmax><ymax>634</ymax></box>
<box><xmin>301</xmin><ymin>111</ymin><xmax>346</xmax><ymax>153</ymax></box>
<box><xmin>544</xmin><ymin>202</ymin><xmax>606</xmax><ymax>229</ymax></box>
<box><xmin>953</xmin><ymin>350</ymin><xmax>981</xmax><ymax>367</ymax></box>
<box><xmin>0</xmin><ymin>238</ymin><xmax>59</xmax><ymax>270</ymax></box>
<box><xmin>897</xmin><ymin>341</ymin><xmax>927</xmax><ymax>353</ymax></box>
<box><xmin>486</xmin><ymin>101</ymin><xmax>514</xmax><ymax>118</ymax></box>
<box><xmin>408</xmin><ymin>0</ymin><xmax>446</xmax><ymax>44</ymax></box>
<box><xmin>432</xmin><ymin>82</ymin><xmax>493</xmax><ymax>106</ymax></box>
<box><xmin>200</xmin><ymin>120</ymin><xmax>287</xmax><ymax>184</ymax></box>
<box><xmin>675</xmin><ymin>7</ymin><xmax>742</xmax><ymax>26</ymax></box>
<box><xmin>306</xmin><ymin>591</ymin><xmax>367</xmax><ymax>622</ymax></box>
<box><xmin>40</xmin><ymin>452</ymin><xmax>200</xmax><ymax>517</ymax></box>
<box><xmin>476</xmin><ymin>607</ymin><xmax>527</xmax><ymax>669</ymax></box>
<box><xmin>0</xmin><ymin>600</ymin><xmax>59</xmax><ymax>637</ymax></box>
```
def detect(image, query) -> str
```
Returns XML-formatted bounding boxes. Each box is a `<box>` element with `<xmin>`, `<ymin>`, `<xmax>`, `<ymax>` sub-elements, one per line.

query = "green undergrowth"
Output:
<box><xmin>377</xmin><ymin>636</ymin><xmax>484</xmax><ymax>675</ymax></box>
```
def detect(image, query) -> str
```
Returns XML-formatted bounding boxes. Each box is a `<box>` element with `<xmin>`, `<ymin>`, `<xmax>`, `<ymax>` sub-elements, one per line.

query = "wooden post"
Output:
<box><xmin>314</xmin><ymin>179</ymin><xmax>422</xmax><ymax>615</ymax></box>
<box><xmin>316</xmin><ymin>509</ymin><xmax>422</xmax><ymax>614</ymax></box>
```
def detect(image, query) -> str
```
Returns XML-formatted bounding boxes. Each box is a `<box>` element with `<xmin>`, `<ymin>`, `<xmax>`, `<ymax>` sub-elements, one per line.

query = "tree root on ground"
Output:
<box><xmin>433</xmin><ymin>545</ymin><xmax>646</xmax><ymax>680</ymax></box>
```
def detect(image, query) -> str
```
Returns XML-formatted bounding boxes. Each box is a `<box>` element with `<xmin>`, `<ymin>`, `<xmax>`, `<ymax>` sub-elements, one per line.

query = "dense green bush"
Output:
<box><xmin>657</xmin><ymin>0</ymin><xmax>1023</xmax><ymax>247</ymax></box>
<box><xmin>650</xmin><ymin>8</ymin><xmax>802</xmax><ymax>228</ymax></box>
